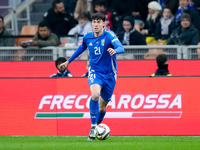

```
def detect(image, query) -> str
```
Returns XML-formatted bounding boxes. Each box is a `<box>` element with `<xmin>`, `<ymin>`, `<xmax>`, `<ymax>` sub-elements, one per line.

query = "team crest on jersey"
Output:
<box><xmin>101</xmin><ymin>39</ymin><xmax>105</xmax><ymax>46</ymax></box>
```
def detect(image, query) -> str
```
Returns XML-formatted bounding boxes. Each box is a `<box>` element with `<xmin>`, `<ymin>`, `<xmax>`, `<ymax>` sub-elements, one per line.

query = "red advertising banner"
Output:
<box><xmin>0</xmin><ymin>60</ymin><xmax>200</xmax><ymax>77</ymax></box>
<box><xmin>0</xmin><ymin>77</ymin><xmax>200</xmax><ymax>135</ymax></box>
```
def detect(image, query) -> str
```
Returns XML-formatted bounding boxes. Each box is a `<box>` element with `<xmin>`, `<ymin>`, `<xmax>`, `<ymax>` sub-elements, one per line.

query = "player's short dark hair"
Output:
<box><xmin>0</xmin><ymin>15</ymin><xmax>4</xmax><ymax>22</ymax></box>
<box><xmin>52</xmin><ymin>0</ymin><xmax>62</xmax><ymax>9</ymax></box>
<box><xmin>55</xmin><ymin>57</ymin><xmax>67</xmax><ymax>68</ymax></box>
<box><xmin>94</xmin><ymin>0</ymin><xmax>106</xmax><ymax>7</ymax></box>
<box><xmin>92</xmin><ymin>12</ymin><xmax>105</xmax><ymax>22</ymax></box>
<box><xmin>38</xmin><ymin>21</ymin><xmax>49</xmax><ymax>29</ymax></box>
<box><xmin>156</xmin><ymin>54</ymin><xmax>168</xmax><ymax>66</ymax></box>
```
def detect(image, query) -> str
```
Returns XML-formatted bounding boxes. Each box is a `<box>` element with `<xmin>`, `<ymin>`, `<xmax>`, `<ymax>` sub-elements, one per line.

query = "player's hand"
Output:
<box><xmin>107</xmin><ymin>48</ymin><xmax>116</xmax><ymax>56</ymax></box>
<box><xmin>59</xmin><ymin>61</ymin><xmax>69</xmax><ymax>70</ymax></box>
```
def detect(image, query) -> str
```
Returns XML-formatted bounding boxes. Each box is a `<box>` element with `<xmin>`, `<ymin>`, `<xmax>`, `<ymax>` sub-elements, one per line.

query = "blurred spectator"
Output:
<box><xmin>188</xmin><ymin>0</ymin><xmax>195</xmax><ymax>9</ymax></box>
<box><xmin>103</xmin><ymin>0</ymin><xmax>112</xmax><ymax>9</ymax></box>
<box><xmin>0</xmin><ymin>15</ymin><xmax>14</xmax><ymax>46</ymax></box>
<box><xmin>131</xmin><ymin>0</ymin><xmax>155</xmax><ymax>23</ymax></box>
<box><xmin>165</xmin><ymin>0</ymin><xmax>179</xmax><ymax>15</ymax></box>
<box><xmin>192</xmin><ymin>0</ymin><xmax>200</xmax><ymax>41</ymax></box>
<box><xmin>50</xmin><ymin>57</ymin><xmax>73</xmax><ymax>78</ymax></box>
<box><xmin>167</xmin><ymin>13</ymin><xmax>199</xmax><ymax>45</ymax></box>
<box><xmin>0</xmin><ymin>15</ymin><xmax>14</xmax><ymax>61</ymax></box>
<box><xmin>188</xmin><ymin>0</ymin><xmax>196</xmax><ymax>9</ymax></box>
<box><xmin>74</xmin><ymin>0</ymin><xmax>94</xmax><ymax>20</ymax></box>
<box><xmin>193</xmin><ymin>0</ymin><xmax>200</xmax><ymax>16</ymax></box>
<box><xmin>193</xmin><ymin>0</ymin><xmax>200</xmax><ymax>6</ymax></box>
<box><xmin>174</xmin><ymin>0</ymin><xmax>200</xmax><ymax>30</ymax></box>
<box><xmin>118</xmin><ymin>16</ymin><xmax>147</xmax><ymax>60</ymax></box>
<box><xmin>151</xmin><ymin>53</ymin><xmax>171</xmax><ymax>76</ymax></box>
<box><xmin>68</xmin><ymin>12</ymin><xmax>92</xmax><ymax>36</ymax></box>
<box><xmin>43</xmin><ymin>0</ymin><xmax>76</xmax><ymax>37</ymax></box>
<box><xmin>158</xmin><ymin>0</ymin><xmax>167</xmax><ymax>10</ymax></box>
<box><xmin>111</xmin><ymin>0</ymin><xmax>133</xmax><ymax>19</ymax></box>
<box><xmin>20</xmin><ymin>21</ymin><xmax>59</xmax><ymax>48</ymax></box>
<box><xmin>118</xmin><ymin>16</ymin><xmax>147</xmax><ymax>45</ymax></box>
<box><xmin>92</xmin><ymin>0</ymin><xmax>113</xmax><ymax>10</ymax></box>
<box><xmin>62</xmin><ymin>0</ymin><xmax>78</xmax><ymax>14</ymax></box>
<box><xmin>140</xmin><ymin>1</ymin><xmax>162</xmax><ymax>44</ymax></box>
<box><xmin>155</xmin><ymin>7</ymin><xmax>174</xmax><ymax>44</ymax></box>
<box><xmin>93</xmin><ymin>0</ymin><xmax>120</xmax><ymax>32</ymax></box>
<box><xmin>111</xmin><ymin>0</ymin><xmax>134</xmax><ymax>33</ymax></box>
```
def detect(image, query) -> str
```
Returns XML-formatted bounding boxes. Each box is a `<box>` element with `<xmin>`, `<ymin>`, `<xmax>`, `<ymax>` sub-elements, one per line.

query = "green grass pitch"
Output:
<box><xmin>0</xmin><ymin>136</ymin><xmax>200</xmax><ymax>150</ymax></box>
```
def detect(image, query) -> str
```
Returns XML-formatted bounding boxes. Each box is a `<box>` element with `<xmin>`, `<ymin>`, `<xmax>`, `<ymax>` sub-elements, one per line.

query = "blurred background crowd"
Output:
<box><xmin>1</xmin><ymin>0</ymin><xmax>200</xmax><ymax>46</ymax></box>
<box><xmin>0</xmin><ymin>0</ymin><xmax>200</xmax><ymax>62</ymax></box>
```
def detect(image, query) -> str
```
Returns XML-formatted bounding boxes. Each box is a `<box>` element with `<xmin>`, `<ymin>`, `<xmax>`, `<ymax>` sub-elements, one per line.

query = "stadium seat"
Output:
<box><xmin>13</xmin><ymin>25</ymin><xmax>38</xmax><ymax>61</ymax></box>
<box><xmin>15</xmin><ymin>25</ymin><xmax>38</xmax><ymax>46</ymax></box>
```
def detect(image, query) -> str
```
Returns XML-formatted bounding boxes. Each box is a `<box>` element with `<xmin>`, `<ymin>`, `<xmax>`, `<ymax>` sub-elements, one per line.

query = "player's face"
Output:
<box><xmin>179</xmin><ymin>0</ymin><xmax>188</xmax><ymax>8</ymax></box>
<box><xmin>38</xmin><ymin>26</ymin><xmax>50</xmax><ymax>38</ymax></box>
<box><xmin>181</xmin><ymin>19</ymin><xmax>191</xmax><ymax>28</ymax></box>
<box><xmin>123</xmin><ymin>20</ymin><xmax>131</xmax><ymax>32</ymax></box>
<box><xmin>92</xmin><ymin>19</ymin><xmax>105</xmax><ymax>34</ymax></box>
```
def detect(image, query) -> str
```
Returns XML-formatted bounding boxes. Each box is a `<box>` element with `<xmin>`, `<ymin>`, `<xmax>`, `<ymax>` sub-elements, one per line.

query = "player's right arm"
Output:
<box><xmin>59</xmin><ymin>60</ymin><xmax>70</xmax><ymax>70</ymax></box>
<box><xmin>59</xmin><ymin>35</ymin><xmax>87</xmax><ymax>69</ymax></box>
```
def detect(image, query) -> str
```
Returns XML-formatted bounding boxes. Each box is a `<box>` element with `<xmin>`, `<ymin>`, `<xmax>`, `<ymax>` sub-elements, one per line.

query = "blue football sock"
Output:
<box><xmin>89</xmin><ymin>98</ymin><xmax>99</xmax><ymax>125</ymax></box>
<box><xmin>97</xmin><ymin>110</ymin><xmax>106</xmax><ymax>125</ymax></box>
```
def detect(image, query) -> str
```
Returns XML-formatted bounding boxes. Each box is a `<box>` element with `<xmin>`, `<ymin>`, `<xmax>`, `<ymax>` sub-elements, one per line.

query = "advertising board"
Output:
<box><xmin>0</xmin><ymin>77</ymin><xmax>200</xmax><ymax>135</ymax></box>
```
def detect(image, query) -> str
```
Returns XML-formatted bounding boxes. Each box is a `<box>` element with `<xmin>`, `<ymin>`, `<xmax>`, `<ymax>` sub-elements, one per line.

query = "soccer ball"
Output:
<box><xmin>96</xmin><ymin>123</ymin><xmax>110</xmax><ymax>140</ymax></box>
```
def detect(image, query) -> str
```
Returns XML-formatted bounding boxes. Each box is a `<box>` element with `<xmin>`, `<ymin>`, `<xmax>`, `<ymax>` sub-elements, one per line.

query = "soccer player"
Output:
<box><xmin>59</xmin><ymin>12</ymin><xmax>124</xmax><ymax>141</ymax></box>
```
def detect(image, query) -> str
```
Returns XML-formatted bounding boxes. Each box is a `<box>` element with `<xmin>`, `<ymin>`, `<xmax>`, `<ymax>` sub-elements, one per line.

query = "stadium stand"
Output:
<box><xmin>13</xmin><ymin>25</ymin><xmax>38</xmax><ymax>61</ymax></box>
<box><xmin>15</xmin><ymin>25</ymin><xmax>38</xmax><ymax>46</ymax></box>
<box><xmin>0</xmin><ymin>0</ymin><xmax>199</xmax><ymax>62</ymax></box>
<box><xmin>20</xmin><ymin>0</ymin><xmax>53</xmax><ymax>29</ymax></box>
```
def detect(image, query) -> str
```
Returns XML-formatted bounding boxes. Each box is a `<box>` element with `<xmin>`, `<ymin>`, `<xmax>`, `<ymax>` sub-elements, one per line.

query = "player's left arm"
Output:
<box><xmin>107</xmin><ymin>31</ymin><xmax>124</xmax><ymax>56</ymax></box>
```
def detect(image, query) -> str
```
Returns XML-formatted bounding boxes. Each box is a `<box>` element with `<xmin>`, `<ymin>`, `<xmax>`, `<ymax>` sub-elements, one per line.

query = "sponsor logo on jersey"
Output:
<box><xmin>89</xmin><ymin>42</ymin><xmax>93</xmax><ymax>46</ymax></box>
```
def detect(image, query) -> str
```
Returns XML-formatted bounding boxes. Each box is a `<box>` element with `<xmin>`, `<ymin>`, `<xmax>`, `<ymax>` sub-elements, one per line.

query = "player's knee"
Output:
<box><xmin>91</xmin><ymin>93</ymin><xmax>100</xmax><ymax>100</ymax></box>
<box><xmin>99</xmin><ymin>107</ymin><xmax>105</xmax><ymax>113</ymax></box>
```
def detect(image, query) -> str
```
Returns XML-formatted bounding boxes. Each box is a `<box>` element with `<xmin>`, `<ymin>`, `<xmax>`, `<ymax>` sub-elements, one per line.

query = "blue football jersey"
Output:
<box><xmin>68</xmin><ymin>29</ymin><xmax>124</xmax><ymax>78</ymax></box>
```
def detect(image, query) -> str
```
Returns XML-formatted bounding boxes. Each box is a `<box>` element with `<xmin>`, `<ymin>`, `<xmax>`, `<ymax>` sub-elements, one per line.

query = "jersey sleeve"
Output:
<box><xmin>68</xmin><ymin>35</ymin><xmax>87</xmax><ymax>62</ymax></box>
<box><xmin>107</xmin><ymin>30</ymin><xmax>125</xmax><ymax>54</ymax></box>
